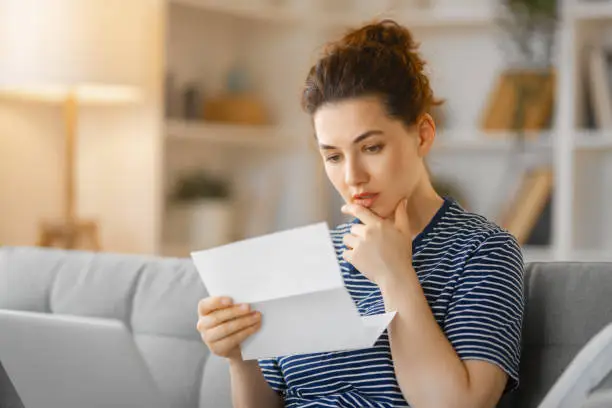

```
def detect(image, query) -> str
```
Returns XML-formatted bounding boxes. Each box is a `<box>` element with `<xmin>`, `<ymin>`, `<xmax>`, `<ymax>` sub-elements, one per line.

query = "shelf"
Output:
<box><xmin>171</xmin><ymin>0</ymin><xmax>297</xmax><ymax>23</ymax></box>
<box><xmin>316</xmin><ymin>7</ymin><xmax>496</xmax><ymax>29</ymax></box>
<box><xmin>165</xmin><ymin>119</ymin><xmax>297</xmax><ymax>149</ymax></box>
<box><xmin>570</xmin><ymin>1</ymin><xmax>612</xmax><ymax>22</ymax></box>
<box><xmin>432</xmin><ymin>129</ymin><xmax>612</xmax><ymax>152</ymax></box>
<box><xmin>170</xmin><ymin>0</ymin><xmax>496</xmax><ymax>28</ymax></box>
<box><xmin>166</xmin><ymin>122</ymin><xmax>559</xmax><ymax>153</ymax></box>
<box><xmin>574</xmin><ymin>130</ymin><xmax>612</xmax><ymax>151</ymax></box>
<box><xmin>433</xmin><ymin>129</ymin><xmax>552</xmax><ymax>152</ymax></box>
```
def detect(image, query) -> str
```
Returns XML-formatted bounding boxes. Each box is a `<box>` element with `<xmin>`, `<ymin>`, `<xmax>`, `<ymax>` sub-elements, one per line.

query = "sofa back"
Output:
<box><xmin>2</xmin><ymin>246</ymin><xmax>612</xmax><ymax>408</ymax></box>
<box><xmin>498</xmin><ymin>262</ymin><xmax>612</xmax><ymax>407</ymax></box>
<box><xmin>0</xmin><ymin>246</ymin><xmax>232</xmax><ymax>408</ymax></box>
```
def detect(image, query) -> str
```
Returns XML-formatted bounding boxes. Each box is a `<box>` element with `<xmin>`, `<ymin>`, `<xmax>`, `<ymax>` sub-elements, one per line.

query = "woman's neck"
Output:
<box><xmin>406</xmin><ymin>180</ymin><xmax>444</xmax><ymax>240</ymax></box>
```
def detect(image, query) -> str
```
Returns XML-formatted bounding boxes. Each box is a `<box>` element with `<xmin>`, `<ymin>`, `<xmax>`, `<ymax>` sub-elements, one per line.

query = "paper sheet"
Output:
<box><xmin>191</xmin><ymin>222</ymin><xmax>396</xmax><ymax>360</ymax></box>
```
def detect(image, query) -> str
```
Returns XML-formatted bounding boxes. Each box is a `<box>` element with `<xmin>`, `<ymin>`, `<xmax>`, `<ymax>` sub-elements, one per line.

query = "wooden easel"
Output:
<box><xmin>36</xmin><ymin>93</ymin><xmax>101</xmax><ymax>251</ymax></box>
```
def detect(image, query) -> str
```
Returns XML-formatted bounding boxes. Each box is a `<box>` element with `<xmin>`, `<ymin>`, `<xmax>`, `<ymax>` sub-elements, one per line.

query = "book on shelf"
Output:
<box><xmin>481</xmin><ymin>69</ymin><xmax>556</xmax><ymax>134</ymax></box>
<box><xmin>586</xmin><ymin>44</ymin><xmax>612</xmax><ymax>130</ymax></box>
<box><xmin>499</xmin><ymin>166</ymin><xmax>554</xmax><ymax>245</ymax></box>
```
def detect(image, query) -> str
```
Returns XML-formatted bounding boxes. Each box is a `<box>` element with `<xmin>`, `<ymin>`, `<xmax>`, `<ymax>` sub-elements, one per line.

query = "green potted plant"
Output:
<box><xmin>171</xmin><ymin>170</ymin><xmax>233</xmax><ymax>250</ymax></box>
<box><xmin>496</xmin><ymin>0</ymin><xmax>558</xmax><ymax>139</ymax></box>
<box><xmin>498</xmin><ymin>0</ymin><xmax>558</xmax><ymax>68</ymax></box>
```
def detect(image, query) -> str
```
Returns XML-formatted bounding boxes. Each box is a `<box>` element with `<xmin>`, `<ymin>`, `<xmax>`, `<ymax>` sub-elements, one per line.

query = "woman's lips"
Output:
<box><xmin>352</xmin><ymin>193</ymin><xmax>379</xmax><ymax>208</ymax></box>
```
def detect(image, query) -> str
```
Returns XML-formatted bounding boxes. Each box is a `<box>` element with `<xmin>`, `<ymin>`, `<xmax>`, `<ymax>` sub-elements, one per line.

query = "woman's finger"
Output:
<box><xmin>341</xmin><ymin>204</ymin><xmax>381</xmax><ymax>226</ymax></box>
<box><xmin>211</xmin><ymin>320</ymin><xmax>262</xmax><ymax>356</ymax></box>
<box><xmin>205</xmin><ymin>311</ymin><xmax>262</xmax><ymax>343</ymax></box>
<box><xmin>343</xmin><ymin>233</ymin><xmax>360</xmax><ymax>250</ymax></box>
<box><xmin>350</xmin><ymin>223</ymin><xmax>366</xmax><ymax>237</ymax></box>
<box><xmin>197</xmin><ymin>303</ymin><xmax>252</xmax><ymax>331</ymax></box>
<box><xmin>198</xmin><ymin>296</ymin><xmax>233</xmax><ymax>317</ymax></box>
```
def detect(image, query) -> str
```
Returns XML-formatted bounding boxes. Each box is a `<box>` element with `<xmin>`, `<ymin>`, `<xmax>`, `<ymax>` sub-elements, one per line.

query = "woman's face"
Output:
<box><xmin>314</xmin><ymin>96</ymin><xmax>434</xmax><ymax>219</ymax></box>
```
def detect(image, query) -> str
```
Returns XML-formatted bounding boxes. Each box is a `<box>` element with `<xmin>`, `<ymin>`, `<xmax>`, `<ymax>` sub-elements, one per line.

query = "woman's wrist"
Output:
<box><xmin>228</xmin><ymin>353</ymin><xmax>249</xmax><ymax>367</ymax></box>
<box><xmin>379</xmin><ymin>261</ymin><xmax>415</xmax><ymax>294</ymax></box>
<box><xmin>379</xmin><ymin>262</ymin><xmax>420</xmax><ymax>311</ymax></box>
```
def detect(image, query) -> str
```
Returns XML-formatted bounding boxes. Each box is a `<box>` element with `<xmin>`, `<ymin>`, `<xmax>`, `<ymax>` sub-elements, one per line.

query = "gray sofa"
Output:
<box><xmin>0</xmin><ymin>245</ymin><xmax>611</xmax><ymax>408</ymax></box>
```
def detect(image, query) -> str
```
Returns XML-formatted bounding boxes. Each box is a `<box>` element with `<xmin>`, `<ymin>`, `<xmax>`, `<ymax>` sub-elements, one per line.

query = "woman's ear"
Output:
<box><xmin>416</xmin><ymin>113</ymin><xmax>436</xmax><ymax>157</ymax></box>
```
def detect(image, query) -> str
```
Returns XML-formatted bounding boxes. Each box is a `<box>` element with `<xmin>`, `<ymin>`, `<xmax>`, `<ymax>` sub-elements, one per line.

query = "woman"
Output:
<box><xmin>196</xmin><ymin>19</ymin><xmax>524</xmax><ymax>408</ymax></box>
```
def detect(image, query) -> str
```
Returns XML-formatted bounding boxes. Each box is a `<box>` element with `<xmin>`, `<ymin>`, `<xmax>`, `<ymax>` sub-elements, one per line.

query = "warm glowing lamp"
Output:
<box><xmin>0</xmin><ymin>0</ymin><xmax>146</xmax><ymax>249</ymax></box>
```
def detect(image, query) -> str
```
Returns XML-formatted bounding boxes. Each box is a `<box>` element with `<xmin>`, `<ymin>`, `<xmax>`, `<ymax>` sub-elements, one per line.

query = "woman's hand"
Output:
<box><xmin>341</xmin><ymin>198</ymin><xmax>413</xmax><ymax>287</ymax></box>
<box><xmin>196</xmin><ymin>296</ymin><xmax>262</xmax><ymax>362</ymax></box>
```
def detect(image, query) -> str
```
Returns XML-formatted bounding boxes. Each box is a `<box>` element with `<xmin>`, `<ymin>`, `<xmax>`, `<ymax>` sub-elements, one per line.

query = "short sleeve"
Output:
<box><xmin>444</xmin><ymin>232</ymin><xmax>525</xmax><ymax>392</ymax></box>
<box><xmin>258</xmin><ymin>358</ymin><xmax>287</xmax><ymax>395</ymax></box>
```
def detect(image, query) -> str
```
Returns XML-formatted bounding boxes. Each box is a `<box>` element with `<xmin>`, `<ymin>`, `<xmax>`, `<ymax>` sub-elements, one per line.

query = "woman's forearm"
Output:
<box><xmin>380</xmin><ymin>267</ymin><xmax>472</xmax><ymax>408</ymax></box>
<box><xmin>229</xmin><ymin>359</ymin><xmax>284</xmax><ymax>408</ymax></box>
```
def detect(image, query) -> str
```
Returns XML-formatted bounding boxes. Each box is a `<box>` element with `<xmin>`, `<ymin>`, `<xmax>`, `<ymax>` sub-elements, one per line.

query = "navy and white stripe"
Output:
<box><xmin>259</xmin><ymin>197</ymin><xmax>525</xmax><ymax>407</ymax></box>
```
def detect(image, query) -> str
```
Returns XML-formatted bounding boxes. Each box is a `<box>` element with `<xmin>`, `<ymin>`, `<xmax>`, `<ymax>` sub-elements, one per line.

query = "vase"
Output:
<box><xmin>184</xmin><ymin>199</ymin><xmax>234</xmax><ymax>250</ymax></box>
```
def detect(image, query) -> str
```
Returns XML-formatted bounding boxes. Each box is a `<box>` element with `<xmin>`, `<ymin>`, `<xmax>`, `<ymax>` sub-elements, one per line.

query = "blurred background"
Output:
<box><xmin>0</xmin><ymin>0</ymin><xmax>611</xmax><ymax>264</ymax></box>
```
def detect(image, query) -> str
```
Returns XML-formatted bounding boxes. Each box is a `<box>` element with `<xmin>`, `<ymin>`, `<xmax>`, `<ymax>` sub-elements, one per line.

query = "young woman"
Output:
<box><xmin>196</xmin><ymin>19</ymin><xmax>524</xmax><ymax>408</ymax></box>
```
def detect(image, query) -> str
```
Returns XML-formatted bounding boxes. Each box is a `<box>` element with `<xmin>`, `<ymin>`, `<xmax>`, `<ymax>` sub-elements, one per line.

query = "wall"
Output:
<box><xmin>0</xmin><ymin>1</ymin><xmax>164</xmax><ymax>255</ymax></box>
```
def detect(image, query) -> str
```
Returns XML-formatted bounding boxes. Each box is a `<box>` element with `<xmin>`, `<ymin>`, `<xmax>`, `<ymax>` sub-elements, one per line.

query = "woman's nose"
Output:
<box><xmin>345</xmin><ymin>158</ymin><xmax>368</xmax><ymax>186</ymax></box>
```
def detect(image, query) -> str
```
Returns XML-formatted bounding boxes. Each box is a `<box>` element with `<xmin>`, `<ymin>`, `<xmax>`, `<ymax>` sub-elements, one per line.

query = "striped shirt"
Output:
<box><xmin>259</xmin><ymin>197</ymin><xmax>525</xmax><ymax>407</ymax></box>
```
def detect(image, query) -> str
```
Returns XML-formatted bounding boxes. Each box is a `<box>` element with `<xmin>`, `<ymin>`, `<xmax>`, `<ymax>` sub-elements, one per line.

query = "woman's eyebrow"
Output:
<box><xmin>318</xmin><ymin>130</ymin><xmax>384</xmax><ymax>150</ymax></box>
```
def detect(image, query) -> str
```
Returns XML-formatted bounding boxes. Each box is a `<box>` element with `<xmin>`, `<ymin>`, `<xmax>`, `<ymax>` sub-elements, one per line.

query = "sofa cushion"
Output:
<box><xmin>0</xmin><ymin>246</ymin><xmax>65</xmax><ymax>312</ymax></box>
<box><xmin>50</xmin><ymin>251</ymin><xmax>145</xmax><ymax>326</ymax></box>
<box><xmin>131</xmin><ymin>257</ymin><xmax>206</xmax><ymax>341</ymax></box>
<box><xmin>523</xmin><ymin>262</ymin><xmax>612</xmax><ymax>347</ymax></box>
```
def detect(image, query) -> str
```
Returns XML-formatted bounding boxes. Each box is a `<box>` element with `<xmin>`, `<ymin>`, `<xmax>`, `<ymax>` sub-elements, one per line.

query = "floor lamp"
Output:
<box><xmin>0</xmin><ymin>0</ymin><xmax>145</xmax><ymax>250</ymax></box>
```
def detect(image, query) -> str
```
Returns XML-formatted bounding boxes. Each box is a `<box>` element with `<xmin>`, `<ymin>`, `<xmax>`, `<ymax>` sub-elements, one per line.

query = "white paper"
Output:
<box><xmin>191</xmin><ymin>222</ymin><xmax>396</xmax><ymax>360</ymax></box>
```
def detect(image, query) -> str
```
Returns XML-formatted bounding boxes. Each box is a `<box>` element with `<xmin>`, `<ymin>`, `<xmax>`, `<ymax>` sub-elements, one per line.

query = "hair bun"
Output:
<box><xmin>338</xmin><ymin>19</ymin><xmax>416</xmax><ymax>51</ymax></box>
<box><xmin>303</xmin><ymin>19</ymin><xmax>442</xmax><ymax>124</ymax></box>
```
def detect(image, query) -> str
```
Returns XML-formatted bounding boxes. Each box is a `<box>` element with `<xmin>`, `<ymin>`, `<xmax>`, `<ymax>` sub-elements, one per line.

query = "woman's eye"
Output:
<box><xmin>364</xmin><ymin>144</ymin><xmax>383</xmax><ymax>153</ymax></box>
<box><xmin>325</xmin><ymin>154</ymin><xmax>342</xmax><ymax>163</ymax></box>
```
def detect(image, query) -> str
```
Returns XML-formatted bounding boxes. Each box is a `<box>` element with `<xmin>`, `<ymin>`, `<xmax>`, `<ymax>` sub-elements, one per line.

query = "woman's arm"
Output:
<box><xmin>380</xmin><ymin>266</ymin><xmax>508</xmax><ymax>408</ymax></box>
<box><xmin>341</xmin><ymin>203</ymin><xmax>522</xmax><ymax>408</ymax></box>
<box><xmin>229</xmin><ymin>359</ymin><xmax>284</xmax><ymax>408</ymax></box>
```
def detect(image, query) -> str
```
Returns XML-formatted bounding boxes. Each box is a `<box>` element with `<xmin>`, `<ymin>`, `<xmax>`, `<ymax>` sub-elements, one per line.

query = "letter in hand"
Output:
<box><xmin>196</xmin><ymin>296</ymin><xmax>262</xmax><ymax>361</ymax></box>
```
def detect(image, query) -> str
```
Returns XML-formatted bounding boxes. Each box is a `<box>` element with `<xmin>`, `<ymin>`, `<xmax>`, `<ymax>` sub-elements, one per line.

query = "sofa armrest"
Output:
<box><xmin>581</xmin><ymin>389</ymin><xmax>612</xmax><ymax>408</ymax></box>
<box><xmin>539</xmin><ymin>323</ymin><xmax>612</xmax><ymax>408</ymax></box>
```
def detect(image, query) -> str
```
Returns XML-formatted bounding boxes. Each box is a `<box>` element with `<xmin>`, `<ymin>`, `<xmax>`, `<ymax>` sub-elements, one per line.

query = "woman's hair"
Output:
<box><xmin>301</xmin><ymin>19</ymin><xmax>442</xmax><ymax>128</ymax></box>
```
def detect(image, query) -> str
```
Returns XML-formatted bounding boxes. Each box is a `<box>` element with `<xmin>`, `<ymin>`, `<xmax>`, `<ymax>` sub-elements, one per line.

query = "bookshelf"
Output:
<box><xmin>550</xmin><ymin>0</ymin><xmax>612</xmax><ymax>260</ymax></box>
<box><xmin>159</xmin><ymin>0</ymin><xmax>612</xmax><ymax>262</ymax></box>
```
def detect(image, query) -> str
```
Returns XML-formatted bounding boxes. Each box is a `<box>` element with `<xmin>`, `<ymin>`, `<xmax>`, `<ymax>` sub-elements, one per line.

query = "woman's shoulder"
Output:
<box><xmin>441</xmin><ymin>200</ymin><xmax>522</xmax><ymax>259</ymax></box>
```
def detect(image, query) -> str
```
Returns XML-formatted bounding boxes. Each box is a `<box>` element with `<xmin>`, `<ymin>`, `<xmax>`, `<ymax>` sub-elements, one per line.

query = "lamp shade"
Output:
<box><xmin>0</xmin><ymin>0</ymin><xmax>146</xmax><ymax>103</ymax></box>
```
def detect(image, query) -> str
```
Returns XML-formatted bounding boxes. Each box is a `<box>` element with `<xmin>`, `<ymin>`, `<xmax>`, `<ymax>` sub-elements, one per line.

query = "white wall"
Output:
<box><xmin>0</xmin><ymin>103</ymin><xmax>64</xmax><ymax>245</ymax></box>
<box><xmin>0</xmin><ymin>1</ymin><xmax>164</xmax><ymax>254</ymax></box>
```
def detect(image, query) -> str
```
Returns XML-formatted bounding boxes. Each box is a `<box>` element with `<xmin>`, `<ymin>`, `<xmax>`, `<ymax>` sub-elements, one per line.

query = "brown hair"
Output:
<box><xmin>301</xmin><ymin>19</ymin><xmax>442</xmax><ymax>128</ymax></box>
